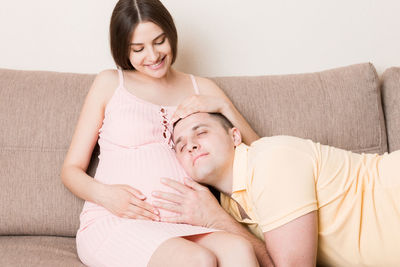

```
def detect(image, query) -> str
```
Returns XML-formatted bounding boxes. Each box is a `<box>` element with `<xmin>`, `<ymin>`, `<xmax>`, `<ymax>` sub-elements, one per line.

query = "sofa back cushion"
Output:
<box><xmin>0</xmin><ymin>63</ymin><xmax>388</xmax><ymax>237</ymax></box>
<box><xmin>381</xmin><ymin>67</ymin><xmax>400</xmax><ymax>152</ymax></box>
<box><xmin>0</xmin><ymin>69</ymin><xmax>94</xmax><ymax>236</ymax></box>
<box><xmin>212</xmin><ymin>63</ymin><xmax>387</xmax><ymax>154</ymax></box>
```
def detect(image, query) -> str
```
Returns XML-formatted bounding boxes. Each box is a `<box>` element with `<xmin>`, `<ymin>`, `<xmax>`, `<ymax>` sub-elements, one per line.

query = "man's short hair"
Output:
<box><xmin>172</xmin><ymin>112</ymin><xmax>234</xmax><ymax>133</ymax></box>
<box><xmin>208</xmin><ymin>113</ymin><xmax>234</xmax><ymax>132</ymax></box>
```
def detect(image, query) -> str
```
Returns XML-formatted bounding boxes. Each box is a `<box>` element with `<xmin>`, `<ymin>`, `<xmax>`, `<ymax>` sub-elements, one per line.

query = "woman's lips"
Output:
<box><xmin>193</xmin><ymin>153</ymin><xmax>209</xmax><ymax>166</ymax></box>
<box><xmin>146</xmin><ymin>56</ymin><xmax>166</xmax><ymax>70</ymax></box>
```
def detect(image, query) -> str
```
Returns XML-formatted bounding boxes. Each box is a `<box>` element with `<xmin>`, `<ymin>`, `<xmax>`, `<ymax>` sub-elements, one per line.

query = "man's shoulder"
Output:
<box><xmin>250</xmin><ymin>135</ymin><xmax>307</xmax><ymax>151</ymax></box>
<box><xmin>247</xmin><ymin>135</ymin><xmax>317</xmax><ymax>166</ymax></box>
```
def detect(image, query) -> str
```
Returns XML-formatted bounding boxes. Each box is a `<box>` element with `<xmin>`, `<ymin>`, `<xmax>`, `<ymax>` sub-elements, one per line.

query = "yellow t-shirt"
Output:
<box><xmin>221</xmin><ymin>135</ymin><xmax>400</xmax><ymax>267</ymax></box>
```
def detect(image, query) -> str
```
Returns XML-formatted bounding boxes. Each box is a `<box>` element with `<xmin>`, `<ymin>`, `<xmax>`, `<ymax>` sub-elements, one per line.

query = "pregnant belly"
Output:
<box><xmin>94</xmin><ymin>144</ymin><xmax>188</xmax><ymax>218</ymax></box>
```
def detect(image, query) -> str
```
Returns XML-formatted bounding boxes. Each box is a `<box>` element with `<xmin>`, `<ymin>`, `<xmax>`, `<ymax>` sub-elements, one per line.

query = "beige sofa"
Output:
<box><xmin>1</xmin><ymin>63</ymin><xmax>399</xmax><ymax>266</ymax></box>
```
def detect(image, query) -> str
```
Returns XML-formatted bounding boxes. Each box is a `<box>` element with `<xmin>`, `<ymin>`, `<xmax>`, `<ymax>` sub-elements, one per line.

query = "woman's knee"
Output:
<box><xmin>191</xmin><ymin>246</ymin><xmax>217</xmax><ymax>267</ymax></box>
<box><xmin>218</xmin><ymin>233</ymin><xmax>256</xmax><ymax>259</ymax></box>
<box><xmin>148</xmin><ymin>237</ymin><xmax>217</xmax><ymax>267</ymax></box>
<box><xmin>205</xmin><ymin>232</ymin><xmax>258</xmax><ymax>266</ymax></box>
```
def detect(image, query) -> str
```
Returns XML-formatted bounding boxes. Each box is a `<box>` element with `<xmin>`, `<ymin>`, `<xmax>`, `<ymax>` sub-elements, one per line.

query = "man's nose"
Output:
<box><xmin>187</xmin><ymin>142</ymin><xmax>199</xmax><ymax>152</ymax></box>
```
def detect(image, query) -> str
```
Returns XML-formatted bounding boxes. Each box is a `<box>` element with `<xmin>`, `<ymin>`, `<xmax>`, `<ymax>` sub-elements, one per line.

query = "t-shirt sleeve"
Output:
<box><xmin>249</xmin><ymin>145</ymin><xmax>318</xmax><ymax>233</ymax></box>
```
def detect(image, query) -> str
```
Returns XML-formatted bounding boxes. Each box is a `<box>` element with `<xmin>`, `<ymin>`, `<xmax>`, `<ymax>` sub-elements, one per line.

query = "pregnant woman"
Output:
<box><xmin>61</xmin><ymin>0</ymin><xmax>260</xmax><ymax>266</ymax></box>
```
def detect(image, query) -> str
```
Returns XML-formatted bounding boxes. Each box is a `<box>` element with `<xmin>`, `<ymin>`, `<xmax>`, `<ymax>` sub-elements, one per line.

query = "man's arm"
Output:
<box><xmin>152</xmin><ymin>177</ymin><xmax>274</xmax><ymax>267</ymax></box>
<box><xmin>263</xmin><ymin>211</ymin><xmax>318</xmax><ymax>267</ymax></box>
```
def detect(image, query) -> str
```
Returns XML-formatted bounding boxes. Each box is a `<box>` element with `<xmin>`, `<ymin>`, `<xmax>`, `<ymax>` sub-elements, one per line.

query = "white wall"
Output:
<box><xmin>1</xmin><ymin>0</ymin><xmax>399</xmax><ymax>76</ymax></box>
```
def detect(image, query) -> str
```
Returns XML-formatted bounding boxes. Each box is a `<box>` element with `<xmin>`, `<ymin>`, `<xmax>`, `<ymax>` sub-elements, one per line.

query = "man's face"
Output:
<box><xmin>173</xmin><ymin>113</ymin><xmax>241</xmax><ymax>185</ymax></box>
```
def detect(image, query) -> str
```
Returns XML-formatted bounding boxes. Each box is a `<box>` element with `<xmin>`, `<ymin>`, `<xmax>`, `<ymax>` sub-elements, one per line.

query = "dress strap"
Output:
<box><xmin>190</xmin><ymin>74</ymin><xmax>200</xmax><ymax>95</ymax></box>
<box><xmin>117</xmin><ymin>68</ymin><xmax>124</xmax><ymax>88</ymax></box>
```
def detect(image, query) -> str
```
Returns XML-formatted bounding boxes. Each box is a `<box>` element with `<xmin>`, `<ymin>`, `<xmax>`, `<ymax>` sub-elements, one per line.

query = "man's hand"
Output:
<box><xmin>153</xmin><ymin>177</ymin><xmax>275</xmax><ymax>267</ymax></box>
<box><xmin>152</xmin><ymin>177</ymin><xmax>226</xmax><ymax>228</ymax></box>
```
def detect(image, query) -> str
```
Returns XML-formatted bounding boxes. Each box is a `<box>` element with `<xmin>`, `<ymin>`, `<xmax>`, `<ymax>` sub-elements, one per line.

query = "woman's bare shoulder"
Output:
<box><xmin>95</xmin><ymin>69</ymin><xmax>119</xmax><ymax>89</ymax></box>
<box><xmin>88</xmin><ymin>69</ymin><xmax>120</xmax><ymax>106</ymax></box>
<box><xmin>192</xmin><ymin>75</ymin><xmax>225</xmax><ymax>96</ymax></box>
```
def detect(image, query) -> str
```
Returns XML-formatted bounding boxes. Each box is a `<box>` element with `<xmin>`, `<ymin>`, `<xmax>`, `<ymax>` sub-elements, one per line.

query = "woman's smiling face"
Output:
<box><xmin>129</xmin><ymin>21</ymin><xmax>173</xmax><ymax>78</ymax></box>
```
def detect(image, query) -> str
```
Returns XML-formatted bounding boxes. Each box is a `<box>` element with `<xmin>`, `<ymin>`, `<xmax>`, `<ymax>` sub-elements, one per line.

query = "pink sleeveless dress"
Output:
<box><xmin>76</xmin><ymin>70</ymin><xmax>216</xmax><ymax>267</ymax></box>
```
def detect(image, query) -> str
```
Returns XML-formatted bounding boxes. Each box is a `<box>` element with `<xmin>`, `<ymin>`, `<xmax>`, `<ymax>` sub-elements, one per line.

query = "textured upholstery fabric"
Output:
<box><xmin>0</xmin><ymin>69</ymin><xmax>96</xmax><ymax>236</ymax></box>
<box><xmin>212</xmin><ymin>63</ymin><xmax>387</xmax><ymax>154</ymax></box>
<box><xmin>381</xmin><ymin>67</ymin><xmax>400</xmax><ymax>152</ymax></box>
<box><xmin>0</xmin><ymin>236</ymin><xmax>84</xmax><ymax>266</ymax></box>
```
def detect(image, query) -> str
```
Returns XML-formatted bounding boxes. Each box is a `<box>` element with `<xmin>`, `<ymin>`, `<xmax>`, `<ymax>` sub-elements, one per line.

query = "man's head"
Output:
<box><xmin>173</xmin><ymin>113</ymin><xmax>242</xmax><ymax>189</ymax></box>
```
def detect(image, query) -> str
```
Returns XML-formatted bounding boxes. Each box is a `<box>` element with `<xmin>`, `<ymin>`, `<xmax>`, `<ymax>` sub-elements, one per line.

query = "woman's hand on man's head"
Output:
<box><xmin>171</xmin><ymin>95</ymin><xmax>228</xmax><ymax>124</ymax></box>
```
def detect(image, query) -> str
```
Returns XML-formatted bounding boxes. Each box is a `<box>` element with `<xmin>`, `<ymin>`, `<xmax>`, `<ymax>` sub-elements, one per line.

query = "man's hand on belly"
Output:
<box><xmin>151</xmin><ymin>177</ymin><xmax>227</xmax><ymax>228</ymax></box>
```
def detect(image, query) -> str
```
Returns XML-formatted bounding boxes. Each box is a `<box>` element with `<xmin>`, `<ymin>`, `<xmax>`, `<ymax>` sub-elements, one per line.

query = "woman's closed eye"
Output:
<box><xmin>155</xmin><ymin>37</ymin><xmax>166</xmax><ymax>45</ymax></box>
<box><xmin>132</xmin><ymin>47</ymin><xmax>144</xmax><ymax>53</ymax></box>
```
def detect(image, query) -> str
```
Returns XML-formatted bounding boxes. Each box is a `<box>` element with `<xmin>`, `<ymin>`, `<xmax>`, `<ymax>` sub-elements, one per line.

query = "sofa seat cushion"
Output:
<box><xmin>0</xmin><ymin>236</ymin><xmax>84</xmax><ymax>266</ymax></box>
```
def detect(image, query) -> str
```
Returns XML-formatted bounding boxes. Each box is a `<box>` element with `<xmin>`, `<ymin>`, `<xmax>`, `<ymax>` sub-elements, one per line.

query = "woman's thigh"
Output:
<box><xmin>148</xmin><ymin>235</ymin><xmax>217</xmax><ymax>267</ymax></box>
<box><xmin>78</xmin><ymin>217</ymin><xmax>216</xmax><ymax>267</ymax></box>
<box><xmin>149</xmin><ymin>232</ymin><xmax>259</xmax><ymax>267</ymax></box>
<box><xmin>185</xmin><ymin>232</ymin><xmax>259</xmax><ymax>267</ymax></box>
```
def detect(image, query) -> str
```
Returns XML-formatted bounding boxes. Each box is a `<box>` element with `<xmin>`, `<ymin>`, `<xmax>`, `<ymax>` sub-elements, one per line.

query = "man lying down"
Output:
<box><xmin>152</xmin><ymin>112</ymin><xmax>400</xmax><ymax>267</ymax></box>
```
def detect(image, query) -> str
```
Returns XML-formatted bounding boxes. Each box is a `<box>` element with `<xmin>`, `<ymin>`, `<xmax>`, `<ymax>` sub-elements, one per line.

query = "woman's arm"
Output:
<box><xmin>61</xmin><ymin>70</ymin><xmax>159</xmax><ymax>220</ymax></box>
<box><xmin>171</xmin><ymin>77</ymin><xmax>259</xmax><ymax>145</ymax></box>
<box><xmin>61</xmin><ymin>70</ymin><xmax>111</xmax><ymax>204</ymax></box>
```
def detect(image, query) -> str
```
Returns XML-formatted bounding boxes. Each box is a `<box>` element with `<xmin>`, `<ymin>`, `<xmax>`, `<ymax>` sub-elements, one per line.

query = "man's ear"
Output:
<box><xmin>230</xmin><ymin>127</ymin><xmax>242</xmax><ymax>146</ymax></box>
